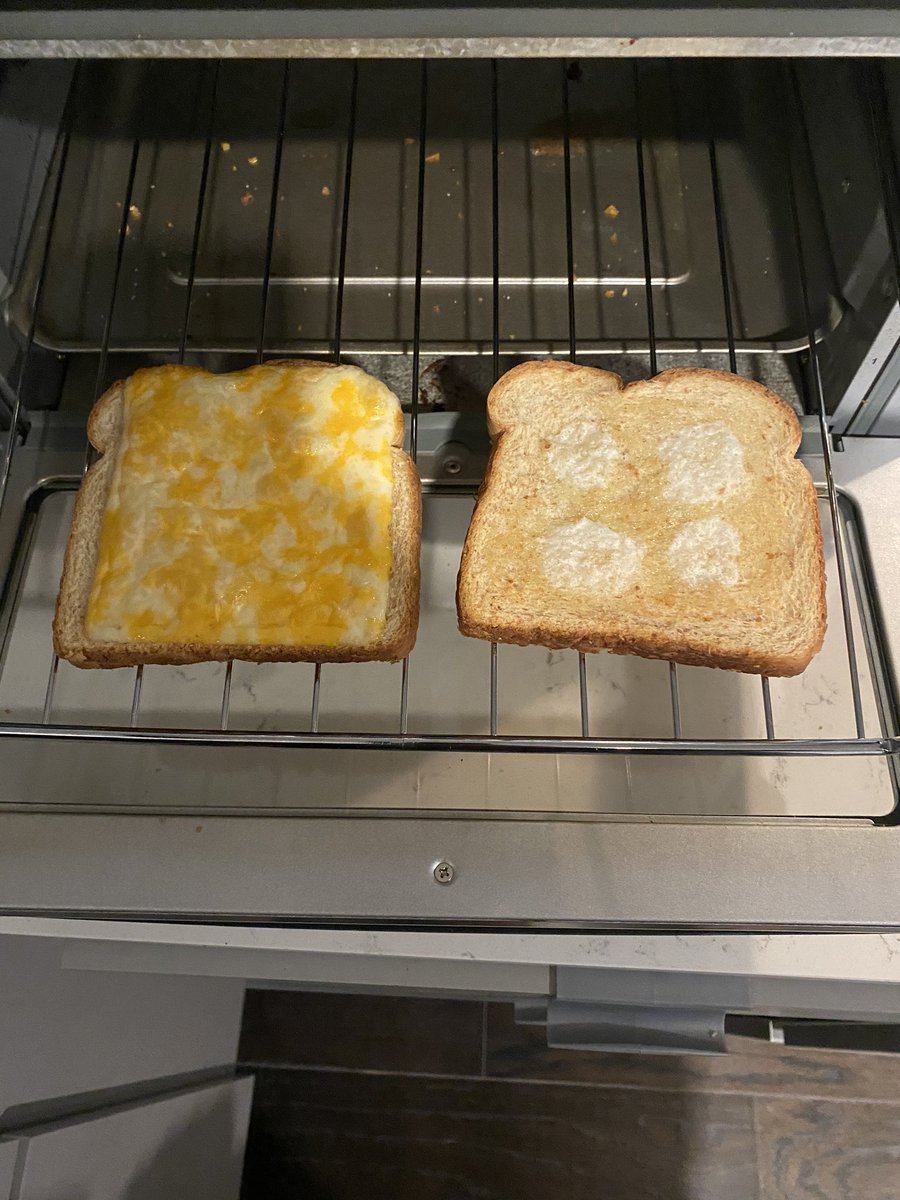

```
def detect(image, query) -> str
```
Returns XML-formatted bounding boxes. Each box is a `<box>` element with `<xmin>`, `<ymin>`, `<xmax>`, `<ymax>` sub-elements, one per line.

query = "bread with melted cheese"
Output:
<box><xmin>457</xmin><ymin>361</ymin><xmax>825</xmax><ymax>676</ymax></box>
<box><xmin>54</xmin><ymin>359</ymin><xmax>420</xmax><ymax>668</ymax></box>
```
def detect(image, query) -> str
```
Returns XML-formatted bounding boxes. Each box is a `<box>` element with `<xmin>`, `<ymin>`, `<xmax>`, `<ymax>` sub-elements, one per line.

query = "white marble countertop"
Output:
<box><xmin>6</xmin><ymin>917</ymin><xmax>900</xmax><ymax>989</ymax></box>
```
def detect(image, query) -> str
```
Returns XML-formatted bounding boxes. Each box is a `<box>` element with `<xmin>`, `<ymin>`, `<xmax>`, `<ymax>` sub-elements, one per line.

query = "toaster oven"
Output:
<box><xmin>1</xmin><ymin>14</ymin><xmax>900</xmax><ymax>931</ymax></box>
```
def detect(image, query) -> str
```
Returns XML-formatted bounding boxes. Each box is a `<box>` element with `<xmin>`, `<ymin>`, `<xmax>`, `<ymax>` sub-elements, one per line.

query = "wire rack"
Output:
<box><xmin>0</xmin><ymin>57</ymin><xmax>897</xmax><ymax>761</ymax></box>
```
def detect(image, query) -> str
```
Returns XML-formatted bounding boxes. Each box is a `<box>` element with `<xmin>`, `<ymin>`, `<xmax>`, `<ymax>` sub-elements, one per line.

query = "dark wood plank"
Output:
<box><xmin>239</xmin><ymin>990</ymin><xmax>484</xmax><ymax>1076</ymax></box>
<box><xmin>241</xmin><ymin>1066</ymin><xmax>759</xmax><ymax>1200</ymax></box>
<box><xmin>755</xmin><ymin>1097</ymin><xmax>900</xmax><ymax>1199</ymax></box>
<box><xmin>486</xmin><ymin>1003</ymin><xmax>900</xmax><ymax>1102</ymax></box>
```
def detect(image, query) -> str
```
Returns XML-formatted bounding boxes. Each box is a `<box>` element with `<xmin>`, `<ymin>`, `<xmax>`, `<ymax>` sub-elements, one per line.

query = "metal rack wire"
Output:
<box><xmin>0</xmin><ymin>58</ymin><xmax>896</xmax><ymax>759</ymax></box>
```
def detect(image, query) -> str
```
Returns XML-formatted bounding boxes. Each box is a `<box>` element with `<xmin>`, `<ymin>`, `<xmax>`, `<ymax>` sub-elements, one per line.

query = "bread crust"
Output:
<box><xmin>53</xmin><ymin>359</ymin><xmax>421</xmax><ymax>668</ymax></box>
<box><xmin>457</xmin><ymin>361</ymin><xmax>826</xmax><ymax>678</ymax></box>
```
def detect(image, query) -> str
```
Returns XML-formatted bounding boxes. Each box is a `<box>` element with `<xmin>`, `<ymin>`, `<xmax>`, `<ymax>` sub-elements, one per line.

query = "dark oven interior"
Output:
<box><xmin>0</xmin><ymin>56</ymin><xmax>898</xmax><ymax>823</ymax></box>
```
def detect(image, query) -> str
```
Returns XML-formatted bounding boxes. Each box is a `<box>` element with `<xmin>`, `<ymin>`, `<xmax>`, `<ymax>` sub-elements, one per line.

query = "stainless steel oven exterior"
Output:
<box><xmin>1</xmin><ymin>16</ymin><xmax>900</xmax><ymax>933</ymax></box>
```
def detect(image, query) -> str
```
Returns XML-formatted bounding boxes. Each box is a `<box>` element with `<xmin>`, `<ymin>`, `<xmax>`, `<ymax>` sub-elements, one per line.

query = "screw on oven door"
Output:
<box><xmin>433</xmin><ymin>861</ymin><xmax>455</xmax><ymax>884</ymax></box>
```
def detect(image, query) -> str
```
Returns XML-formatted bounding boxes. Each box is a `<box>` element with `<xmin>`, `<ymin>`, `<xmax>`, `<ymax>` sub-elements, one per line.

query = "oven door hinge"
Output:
<box><xmin>514</xmin><ymin>999</ymin><xmax>727</xmax><ymax>1056</ymax></box>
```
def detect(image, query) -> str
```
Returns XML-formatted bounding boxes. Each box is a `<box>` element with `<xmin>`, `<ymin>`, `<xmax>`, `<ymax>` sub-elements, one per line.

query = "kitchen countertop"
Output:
<box><xmin>7</xmin><ymin>917</ymin><xmax>900</xmax><ymax>994</ymax></box>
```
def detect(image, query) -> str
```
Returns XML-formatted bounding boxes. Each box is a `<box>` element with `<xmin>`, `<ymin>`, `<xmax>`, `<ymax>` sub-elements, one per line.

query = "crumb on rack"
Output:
<box><xmin>604</xmin><ymin>203</ymin><xmax>620</xmax><ymax>218</ymax></box>
<box><xmin>530</xmin><ymin>134</ymin><xmax>586</xmax><ymax>158</ymax></box>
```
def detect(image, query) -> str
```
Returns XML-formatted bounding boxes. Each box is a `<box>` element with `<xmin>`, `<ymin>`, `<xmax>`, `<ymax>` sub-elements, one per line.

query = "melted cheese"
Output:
<box><xmin>85</xmin><ymin>363</ymin><xmax>398</xmax><ymax>647</ymax></box>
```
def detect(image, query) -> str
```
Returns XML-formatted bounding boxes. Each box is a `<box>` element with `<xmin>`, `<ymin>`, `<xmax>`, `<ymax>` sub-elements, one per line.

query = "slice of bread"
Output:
<box><xmin>457</xmin><ymin>361</ymin><xmax>826</xmax><ymax>677</ymax></box>
<box><xmin>54</xmin><ymin>359</ymin><xmax>421</xmax><ymax>668</ymax></box>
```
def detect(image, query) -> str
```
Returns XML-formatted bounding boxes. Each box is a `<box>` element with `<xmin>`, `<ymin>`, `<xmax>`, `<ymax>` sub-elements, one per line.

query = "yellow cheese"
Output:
<box><xmin>85</xmin><ymin>363</ymin><xmax>397</xmax><ymax>647</ymax></box>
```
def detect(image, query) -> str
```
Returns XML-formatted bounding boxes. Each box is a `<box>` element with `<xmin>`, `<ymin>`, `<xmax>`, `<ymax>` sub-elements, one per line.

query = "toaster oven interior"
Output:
<box><xmin>0</xmin><ymin>55</ymin><xmax>898</xmax><ymax>824</ymax></box>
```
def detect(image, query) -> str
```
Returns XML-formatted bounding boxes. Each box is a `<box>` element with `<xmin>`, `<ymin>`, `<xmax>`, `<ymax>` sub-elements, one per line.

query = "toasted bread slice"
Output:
<box><xmin>54</xmin><ymin>359</ymin><xmax>421</xmax><ymax>668</ymax></box>
<box><xmin>457</xmin><ymin>361</ymin><xmax>826</xmax><ymax>677</ymax></box>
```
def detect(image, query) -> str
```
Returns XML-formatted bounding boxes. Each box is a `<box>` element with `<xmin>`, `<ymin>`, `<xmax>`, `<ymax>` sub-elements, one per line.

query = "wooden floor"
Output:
<box><xmin>238</xmin><ymin>991</ymin><xmax>900</xmax><ymax>1200</ymax></box>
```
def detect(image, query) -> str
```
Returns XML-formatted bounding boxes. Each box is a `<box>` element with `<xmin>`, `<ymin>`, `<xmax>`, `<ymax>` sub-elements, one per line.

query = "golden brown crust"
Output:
<box><xmin>486</xmin><ymin>358</ymin><xmax>624</xmax><ymax>439</ymax></box>
<box><xmin>457</xmin><ymin>614</ymin><xmax>821</xmax><ymax>678</ymax></box>
<box><xmin>379</xmin><ymin>450</ymin><xmax>422</xmax><ymax>662</ymax></box>
<box><xmin>457</xmin><ymin>361</ymin><xmax>827</xmax><ymax>679</ymax></box>
<box><xmin>54</xmin><ymin>360</ymin><xmax>420</xmax><ymax>668</ymax></box>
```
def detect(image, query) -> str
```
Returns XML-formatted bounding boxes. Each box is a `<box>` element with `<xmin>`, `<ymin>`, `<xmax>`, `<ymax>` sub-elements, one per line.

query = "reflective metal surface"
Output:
<box><xmin>1</xmin><ymin>55</ymin><xmax>900</xmax><ymax>927</ymax></box>
<box><xmin>1</xmin><ymin>4</ymin><xmax>900</xmax><ymax>60</ymax></box>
